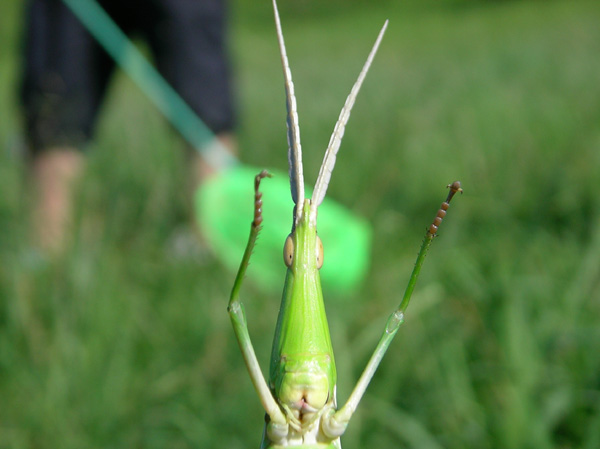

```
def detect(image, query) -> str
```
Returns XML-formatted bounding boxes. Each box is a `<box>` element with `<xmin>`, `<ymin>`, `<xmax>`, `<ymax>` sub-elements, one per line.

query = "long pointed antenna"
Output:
<box><xmin>310</xmin><ymin>20</ymin><xmax>388</xmax><ymax>222</ymax></box>
<box><xmin>273</xmin><ymin>0</ymin><xmax>305</xmax><ymax>225</ymax></box>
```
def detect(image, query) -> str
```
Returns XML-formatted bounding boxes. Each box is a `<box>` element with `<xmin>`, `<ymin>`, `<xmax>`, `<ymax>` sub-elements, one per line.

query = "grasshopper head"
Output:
<box><xmin>283</xmin><ymin>199</ymin><xmax>324</xmax><ymax>272</ymax></box>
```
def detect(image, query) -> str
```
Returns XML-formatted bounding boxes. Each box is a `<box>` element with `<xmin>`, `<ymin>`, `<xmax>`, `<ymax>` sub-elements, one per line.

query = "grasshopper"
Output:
<box><xmin>228</xmin><ymin>1</ymin><xmax>462</xmax><ymax>447</ymax></box>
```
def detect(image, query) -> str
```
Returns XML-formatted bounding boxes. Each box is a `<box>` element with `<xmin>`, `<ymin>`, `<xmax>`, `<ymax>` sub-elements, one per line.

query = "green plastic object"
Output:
<box><xmin>197</xmin><ymin>166</ymin><xmax>371</xmax><ymax>293</ymax></box>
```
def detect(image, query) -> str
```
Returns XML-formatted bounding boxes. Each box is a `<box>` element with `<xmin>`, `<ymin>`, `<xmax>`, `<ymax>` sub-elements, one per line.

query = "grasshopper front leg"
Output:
<box><xmin>322</xmin><ymin>182</ymin><xmax>463</xmax><ymax>438</ymax></box>
<box><xmin>227</xmin><ymin>170</ymin><xmax>289</xmax><ymax>442</ymax></box>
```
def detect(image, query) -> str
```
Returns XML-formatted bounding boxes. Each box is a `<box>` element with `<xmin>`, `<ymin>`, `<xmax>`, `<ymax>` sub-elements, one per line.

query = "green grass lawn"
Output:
<box><xmin>1</xmin><ymin>0</ymin><xmax>600</xmax><ymax>448</ymax></box>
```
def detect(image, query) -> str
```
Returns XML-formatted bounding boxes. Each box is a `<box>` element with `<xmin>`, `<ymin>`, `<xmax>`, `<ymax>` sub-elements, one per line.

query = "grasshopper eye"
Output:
<box><xmin>283</xmin><ymin>235</ymin><xmax>294</xmax><ymax>267</ymax></box>
<box><xmin>316</xmin><ymin>235</ymin><xmax>324</xmax><ymax>269</ymax></box>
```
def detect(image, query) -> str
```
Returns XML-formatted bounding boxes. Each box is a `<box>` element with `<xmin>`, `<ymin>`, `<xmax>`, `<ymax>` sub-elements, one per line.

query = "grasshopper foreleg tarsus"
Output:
<box><xmin>254</xmin><ymin>170</ymin><xmax>272</xmax><ymax>227</ymax></box>
<box><xmin>429</xmin><ymin>180</ymin><xmax>463</xmax><ymax>236</ymax></box>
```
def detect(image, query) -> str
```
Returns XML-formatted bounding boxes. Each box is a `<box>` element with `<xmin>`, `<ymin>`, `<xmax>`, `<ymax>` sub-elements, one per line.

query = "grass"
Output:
<box><xmin>1</xmin><ymin>0</ymin><xmax>600</xmax><ymax>448</ymax></box>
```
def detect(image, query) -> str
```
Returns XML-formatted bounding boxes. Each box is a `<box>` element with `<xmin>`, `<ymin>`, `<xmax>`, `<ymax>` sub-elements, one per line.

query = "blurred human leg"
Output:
<box><xmin>30</xmin><ymin>147</ymin><xmax>84</xmax><ymax>253</ymax></box>
<box><xmin>147</xmin><ymin>0</ymin><xmax>237</xmax><ymax>189</ymax></box>
<box><xmin>21</xmin><ymin>0</ymin><xmax>113</xmax><ymax>253</ymax></box>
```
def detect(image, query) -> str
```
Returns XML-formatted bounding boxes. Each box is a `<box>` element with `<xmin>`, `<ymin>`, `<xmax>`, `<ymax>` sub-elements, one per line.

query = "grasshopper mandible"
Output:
<box><xmin>228</xmin><ymin>1</ymin><xmax>462</xmax><ymax>447</ymax></box>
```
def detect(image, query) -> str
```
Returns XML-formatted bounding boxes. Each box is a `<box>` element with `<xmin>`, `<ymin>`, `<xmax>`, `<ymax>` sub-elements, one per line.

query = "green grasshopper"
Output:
<box><xmin>228</xmin><ymin>1</ymin><xmax>462</xmax><ymax>447</ymax></box>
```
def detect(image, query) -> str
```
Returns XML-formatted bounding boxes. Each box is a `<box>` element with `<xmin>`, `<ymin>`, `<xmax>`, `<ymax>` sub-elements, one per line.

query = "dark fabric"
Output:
<box><xmin>20</xmin><ymin>0</ymin><xmax>235</xmax><ymax>152</ymax></box>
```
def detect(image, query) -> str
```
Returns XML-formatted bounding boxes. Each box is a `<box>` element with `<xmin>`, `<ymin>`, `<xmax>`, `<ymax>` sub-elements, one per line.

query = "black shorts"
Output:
<box><xmin>20</xmin><ymin>0</ymin><xmax>235</xmax><ymax>152</ymax></box>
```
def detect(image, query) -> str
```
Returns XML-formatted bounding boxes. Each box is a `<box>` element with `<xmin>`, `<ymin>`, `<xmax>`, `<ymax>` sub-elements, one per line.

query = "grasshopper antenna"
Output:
<box><xmin>272</xmin><ymin>0</ymin><xmax>305</xmax><ymax>227</ymax></box>
<box><xmin>310</xmin><ymin>20</ymin><xmax>388</xmax><ymax>223</ymax></box>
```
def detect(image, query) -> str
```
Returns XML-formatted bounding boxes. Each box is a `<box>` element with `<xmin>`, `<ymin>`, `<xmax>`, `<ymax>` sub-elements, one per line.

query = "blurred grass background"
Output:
<box><xmin>1</xmin><ymin>0</ymin><xmax>600</xmax><ymax>448</ymax></box>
